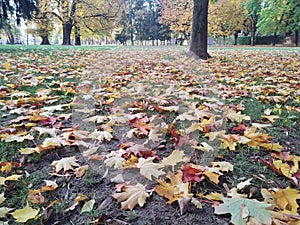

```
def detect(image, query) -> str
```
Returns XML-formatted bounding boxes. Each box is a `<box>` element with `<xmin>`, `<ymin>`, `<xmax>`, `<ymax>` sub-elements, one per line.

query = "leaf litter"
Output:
<box><xmin>0</xmin><ymin>46</ymin><xmax>299</xmax><ymax>224</ymax></box>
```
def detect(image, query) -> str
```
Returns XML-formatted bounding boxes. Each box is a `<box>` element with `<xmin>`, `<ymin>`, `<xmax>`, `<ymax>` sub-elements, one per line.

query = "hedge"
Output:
<box><xmin>237</xmin><ymin>35</ymin><xmax>285</xmax><ymax>45</ymax></box>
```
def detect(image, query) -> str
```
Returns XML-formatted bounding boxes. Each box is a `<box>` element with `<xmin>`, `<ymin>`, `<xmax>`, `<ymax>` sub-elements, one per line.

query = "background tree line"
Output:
<box><xmin>0</xmin><ymin>0</ymin><xmax>299</xmax><ymax>46</ymax></box>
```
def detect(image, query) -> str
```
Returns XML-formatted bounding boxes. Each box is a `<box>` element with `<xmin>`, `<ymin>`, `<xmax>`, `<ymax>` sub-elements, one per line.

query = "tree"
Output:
<box><xmin>208</xmin><ymin>0</ymin><xmax>247</xmax><ymax>45</ymax></box>
<box><xmin>244</xmin><ymin>0</ymin><xmax>262</xmax><ymax>46</ymax></box>
<box><xmin>188</xmin><ymin>0</ymin><xmax>210</xmax><ymax>60</ymax></box>
<box><xmin>285</xmin><ymin>0</ymin><xmax>300</xmax><ymax>46</ymax></box>
<box><xmin>0</xmin><ymin>0</ymin><xmax>37</xmax><ymax>27</ymax></box>
<box><xmin>42</xmin><ymin>0</ymin><xmax>122</xmax><ymax>45</ymax></box>
<box><xmin>26</xmin><ymin>0</ymin><xmax>54</xmax><ymax>45</ymax></box>
<box><xmin>159</xmin><ymin>0</ymin><xmax>193</xmax><ymax>44</ymax></box>
<box><xmin>257</xmin><ymin>0</ymin><xmax>286</xmax><ymax>46</ymax></box>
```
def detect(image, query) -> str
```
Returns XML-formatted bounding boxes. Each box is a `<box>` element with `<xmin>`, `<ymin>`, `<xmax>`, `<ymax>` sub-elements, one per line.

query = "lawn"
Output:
<box><xmin>0</xmin><ymin>45</ymin><xmax>299</xmax><ymax>225</ymax></box>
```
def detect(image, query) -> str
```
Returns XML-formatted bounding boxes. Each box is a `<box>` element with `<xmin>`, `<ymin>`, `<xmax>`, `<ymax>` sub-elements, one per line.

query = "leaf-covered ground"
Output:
<box><xmin>0</xmin><ymin>45</ymin><xmax>299</xmax><ymax>225</ymax></box>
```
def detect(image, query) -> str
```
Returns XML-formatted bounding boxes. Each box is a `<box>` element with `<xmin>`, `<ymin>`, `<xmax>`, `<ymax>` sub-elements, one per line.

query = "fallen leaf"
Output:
<box><xmin>10</xmin><ymin>202</ymin><xmax>40</xmax><ymax>223</ymax></box>
<box><xmin>210</xmin><ymin>162</ymin><xmax>234</xmax><ymax>172</ymax></box>
<box><xmin>113</xmin><ymin>183</ymin><xmax>149</xmax><ymax>210</ymax></box>
<box><xmin>162</xmin><ymin>150</ymin><xmax>187</xmax><ymax>167</ymax></box>
<box><xmin>182</xmin><ymin>164</ymin><xmax>204</xmax><ymax>183</ymax></box>
<box><xmin>51</xmin><ymin>157</ymin><xmax>80</xmax><ymax>172</ymax></box>
<box><xmin>0</xmin><ymin>174</ymin><xmax>22</xmax><ymax>185</ymax></box>
<box><xmin>273</xmin><ymin>187</ymin><xmax>300</xmax><ymax>215</ymax></box>
<box><xmin>81</xmin><ymin>199</ymin><xmax>95</xmax><ymax>213</ymax></box>
<box><xmin>136</xmin><ymin>157</ymin><xmax>165</xmax><ymax>180</ymax></box>
<box><xmin>214</xmin><ymin>197</ymin><xmax>272</xmax><ymax>225</ymax></box>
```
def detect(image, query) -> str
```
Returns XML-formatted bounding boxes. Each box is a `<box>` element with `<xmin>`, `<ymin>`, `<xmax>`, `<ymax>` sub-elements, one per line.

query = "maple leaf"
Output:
<box><xmin>210</xmin><ymin>161</ymin><xmax>234</xmax><ymax>172</ymax></box>
<box><xmin>182</xmin><ymin>164</ymin><xmax>204</xmax><ymax>183</ymax></box>
<box><xmin>220</xmin><ymin>134</ymin><xmax>240</xmax><ymax>151</ymax></box>
<box><xmin>226</xmin><ymin>110</ymin><xmax>250</xmax><ymax>123</ymax></box>
<box><xmin>104</xmin><ymin>150</ymin><xmax>126</xmax><ymax>169</ymax></box>
<box><xmin>31</xmin><ymin>127</ymin><xmax>57</xmax><ymax>137</ymax></box>
<box><xmin>113</xmin><ymin>183</ymin><xmax>149</xmax><ymax>210</ymax></box>
<box><xmin>129</xmin><ymin>117</ymin><xmax>154</xmax><ymax>135</ymax></box>
<box><xmin>162</xmin><ymin>149</ymin><xmax>188</xmax><ymax>167</ymax></box>
<box><xmin>10</xmin><ymin>202</ymin><xmax>40</xmax><ymax>223</ymax></box>
<box><xmin>273</xmin><ymin>187</ymin><xmax>300</xmax><ymax>215</ymax></box>
<box><xmin>88</xmin><ymin>130</ymin><xmax>113</xmax><ymax>142</ymax></box>
<box><xmin>136</xmin><ymin>157</ymin><xmax>165</xmax><ymax>180</ymax></box>
<box><xmin>51</xmin><ymin>157</ymin><xmax>80</xmax><ymax>172</ymax></box>
<box><xmin>214</xmin><ymin>197</ymin><xmax>272</xmax><ymax>225</ymax></box>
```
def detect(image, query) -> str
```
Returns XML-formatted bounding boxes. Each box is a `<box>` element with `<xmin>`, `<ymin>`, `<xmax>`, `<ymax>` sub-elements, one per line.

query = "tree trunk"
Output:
<box><xmin>41</xmin><ymin>36</ymin><xmax>50</xmax><ymax>45</ymax></box>
<box><xmin>74</xmin><ymin>25</ymin><xmax>81</xmax><ymax>46</ymax></box>
<box><xmin>234</xmin><ymin>31</ymin><xmax>239</xmax><ymax>45</ymax></box>
<box><xmin>251</xmin><ymin>17</ymin><xmax>257</xmax><ymax>46</ymax></box>
<box><xmin>272</xmin><ymin>32</ymin><xmax>277</xmax><ymax>46</ymax></box>
<box><xmin>188</xmin><ymin>0</ymin><xmax>211</xmax><ymax>60</ymax></box>
<box><xmin>62</xmin><ymin>22</ymin><xmax>73</xmax><ymax>45</ymax></box>
<box><xmin>6</xmin><ymin>30</ymin><xmax>15</xmax><ymax>44</ymax></box>
<box><xmin>295</xmin><ymin>30</ymin><xmax>299</xmax><ymax>47</ymax></box>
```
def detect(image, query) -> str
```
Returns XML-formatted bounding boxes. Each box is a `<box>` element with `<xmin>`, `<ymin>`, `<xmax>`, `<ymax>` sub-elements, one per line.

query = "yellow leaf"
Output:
<box><xmin>113</xmin><ymin>183</ymin><xmax>149</xmax><ymax>210</ymax></box>
<box><xmin>197</xmin><ymin>192</ymin><xmax>223</xmax><ymax>201</ymax></box>
<box><xmin>19</xmin><ymin>147</ymin><xmax>39</xmax><ymax>155</ymax></box>
<box><xmin>203</xmin><ymin>170</ymin><xmax>220</xmax><ymax>184</ymax></box>
<box><xmin>80</xmin><ymin>199</ymin><xmax>95</xmax><ymax>213</ymax></box>
<box><xmin>227</xmin><ymin>110</ymin><xmax>250</xmax><ymax>123</ymax></box>
<box><xmin>75</xmin><ymin>194</ymin><xmax>89</xmax><ymax>202</ymax></box>
<box><xmin>162</xmin><ymin>150</ymin><xmax>187</xmax><ymax>166</ymax></box>
<box><xmin>273</xmin><ymin>160</ymin><xmax>296</xmax><ymax>178</ymax></box>
<box><xmin>273</xmin><ymin>187</ymin><xmax>300</xmax><ymax>215</ymax></box>
<box><xmin>260</xmin><ymin>143</ymin><xmax>283</xmax><ymax>152</ymax></box>
<box><xmin>1</xmin><ymin>163</ymin><xmax>12</xmax><ymax>173</ymax></box>
<box><xmin>0</xmin><ymin>174</ymin><xmax>22</xmax><ymax>185</ymax></box>
<box><xmin>10</xmin><ymin>202</ymin><xmax>39</xmax><ymax>223</ymax></box>
<box><xmin>0</xmin><ymin>207</ymin><xmax>14</xmax><ymax>218</ymax></box>
<box><xmin>261</xmin><ymin>115</ymin><xmax>280</xmax><ymax>123</ymax></box>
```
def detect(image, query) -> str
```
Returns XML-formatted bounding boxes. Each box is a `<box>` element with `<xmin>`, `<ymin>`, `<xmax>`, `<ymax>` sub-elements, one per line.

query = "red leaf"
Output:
<box><xmin>258</xmin><ymin>158</ymin><xmax>283</xmax><ymax>176</ymax></box>
<box><xmin>39</xmin><ymin>116</ymin><xmax>58</xmax><ymax>126</ymax></box>
<box><xmin>182</xmin><ymin>164</ymin><xmax>204</xmax><ymax>183</ymax></box>
<box><xmin>232</xmin><ymin>124</ymin><xmax>248</xmax><ymax>134</ymax></box>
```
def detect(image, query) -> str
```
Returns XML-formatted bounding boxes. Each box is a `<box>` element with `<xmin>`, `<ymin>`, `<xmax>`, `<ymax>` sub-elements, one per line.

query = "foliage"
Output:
<box><xmin>208</xmin><ymin>0</ymin><xmax>247</xmax><ymax>37</ymax></box>
<box><xmin>0</xmin><ymin>45</ymin><xmax>299</xmax><ymax>224</ymax></box>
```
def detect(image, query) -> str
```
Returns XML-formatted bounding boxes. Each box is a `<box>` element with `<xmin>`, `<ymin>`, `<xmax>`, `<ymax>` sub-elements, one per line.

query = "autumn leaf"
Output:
<box><xmin>136</xmin><ymin>157</ymin><xmax>165</xmax><ymax>180</ymax></box>
<box><xmin>10</xmin><ymin>202</ymin><xmax>40</xmax><ymax>223</ymax></box>
<box><xmin>28</xmin><ymin>190</ymin><xmax>45</xmax><ymax>204</ymax></box>
<box><xmin>113</xmin><ymin>183</ymin><xmax>149</xmax><ymax>210</ymax></box>
<box><xmin>155</xmin><ymin>173</ymin><xmax>193</xmax><ymax>204</ymax></box>
<box><xmin>80</xmin><ymin>199</ymin><xmax>95</xmax><ymax>213</ymax></box>
<box><xmin>104</xmin><ymin>150</ymin><xmax>126</xmax><ymax>169</ymax></box>
<box><xmin>182</xmin><ymin>164</ymin><xmax>204</xmax><ymax>183</ymax></box>
<box><xmin>214</xmin><ymin>197</ymin><xmax>272</xmax><ymax>225</ymax></box>
<box><xmin>51</xmin><ymin>157</ymin><xmax>80</xmax><ymax>172</ymax></box>
<box><xmin>226</xmin><ymin>110</ymin><xmax>250</xmax><ymax>123</ymax></box>
<box><xmin>162</xmin><ymin>149</ymin><xmax>188</xmax><ymax>167</ymax></box>
<box><xmin>273</xmin><ymin>187</ymin><xmax>300</xmax><ymax>215</ymax></box>
<box><xmin>210</xmin><ymin>161</ymin><xmax>234</xmax><ymax>172</ymax></box>
<box><xmin>0</xmin><ymin>174</ymin><xmax>22</xmax><ymax>185</ymax></box>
